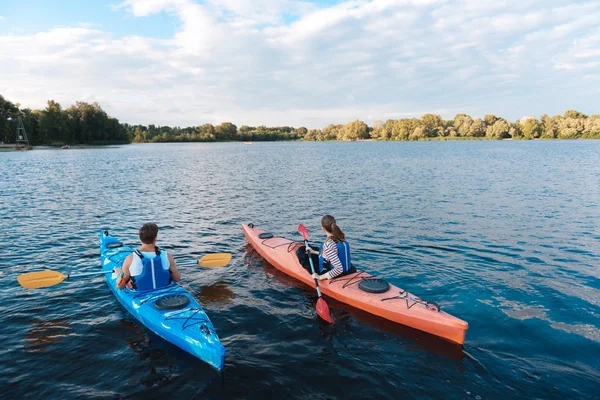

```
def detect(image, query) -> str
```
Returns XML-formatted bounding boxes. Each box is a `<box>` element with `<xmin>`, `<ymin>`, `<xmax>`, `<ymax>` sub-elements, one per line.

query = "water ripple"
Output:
<box><xmin>1</xmin><ymin>141</ymin><xmax>599</xmax><ymax>399</ymax></box>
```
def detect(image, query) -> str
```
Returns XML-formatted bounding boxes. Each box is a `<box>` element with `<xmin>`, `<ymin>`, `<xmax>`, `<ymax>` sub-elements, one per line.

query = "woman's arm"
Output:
<box><xmin>305</xmin><ymin>245</ymin><xmax>317</xmax><ymax>254</ymax></box>
<box><xmin>168</xmin><ymin>253</ymin><xmax>181</xmax><ymax>282</ymax></box>
<box><xmin>319</xmin><ymin>241</ymin><xmax>344</xmax><ymax>280</ymax></box>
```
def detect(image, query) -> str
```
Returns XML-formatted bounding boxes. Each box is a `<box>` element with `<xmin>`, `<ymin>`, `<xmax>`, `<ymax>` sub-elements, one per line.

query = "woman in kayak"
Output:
<box><xmin>305</xmin><ymin>215</ymin><xmax>354</xmax><ymax>280</ymax></box>
<box><xmin>116</xmin><ymin>223</ymin><xmax>181</xmax><ymax>290</ymax></box>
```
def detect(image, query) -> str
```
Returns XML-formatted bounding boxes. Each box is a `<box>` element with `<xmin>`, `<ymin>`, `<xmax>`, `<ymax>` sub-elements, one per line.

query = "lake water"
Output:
<box><xmin>1</xmin><ymin>141</ymin><xmax>599</xmax><ymax>399</ymax></box>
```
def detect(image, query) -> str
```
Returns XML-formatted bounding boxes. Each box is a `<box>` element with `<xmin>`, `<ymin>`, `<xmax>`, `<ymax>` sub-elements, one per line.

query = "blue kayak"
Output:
<box><xmin>100</xmin><ymin>231</ymin><xmax>225</xmax><ymax>371</ymax></box>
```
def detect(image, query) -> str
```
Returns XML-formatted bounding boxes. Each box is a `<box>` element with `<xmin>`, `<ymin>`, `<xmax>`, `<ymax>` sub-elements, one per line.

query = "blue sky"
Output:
<box><xmin>0</xmin><ymin>0</ymin><xmax>599</xmax><ymax>128</ymax></box>
<box><xmin>0</xmin><ymin>1</ymin><xmax>178</xmax><ymax>38</ymax></box>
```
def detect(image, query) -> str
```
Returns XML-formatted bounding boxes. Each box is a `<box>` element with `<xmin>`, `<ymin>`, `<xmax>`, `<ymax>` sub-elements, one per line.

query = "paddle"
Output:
<box><xmin>17</xmin><ymin>253</ymin><xmax>232</xmax><ymax>289</ymax></box>
<box><xmin>178</xmin><ymin>253</ymin><xmax>232</xmax><ymax>267</ymax></box>
<box><xmin>297</xmin><ymin>224</ymin><xmax>335</xmax><ymax>323</ymax></box>
<box><xmin>18</xmin><ymin>270</ymin><xmax>114</xmax><ymax>289</ymax></box>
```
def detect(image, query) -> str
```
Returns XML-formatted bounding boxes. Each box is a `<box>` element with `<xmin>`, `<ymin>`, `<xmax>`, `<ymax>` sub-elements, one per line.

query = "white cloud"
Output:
<box><xmin>116</xmin><ymin>0</ymin><xmax>186</xmax><ymax>16</ymax></box>
<box><xmin>1</xmin><ymin>0</ymin><xmax>599</xmax><ymax>128</ymax></box>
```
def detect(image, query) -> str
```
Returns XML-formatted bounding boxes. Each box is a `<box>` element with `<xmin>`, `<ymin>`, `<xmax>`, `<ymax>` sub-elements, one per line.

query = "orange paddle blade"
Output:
<box><xmin>17</xmin><ymin>270</ymin><xmax>67</xmax><ymax>289</ymax></box>
<box><xmin>198</xmin><ymin>253</ymin><xmax>232</xmax><ymax>268</ymax></box>
<box><xmin>316</xmin><ymin>298</ymin><xmax>335</xmax><ymax>323</ymax></box>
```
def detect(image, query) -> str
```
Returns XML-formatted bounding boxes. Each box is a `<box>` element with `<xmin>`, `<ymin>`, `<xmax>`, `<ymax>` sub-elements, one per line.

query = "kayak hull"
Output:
<box><xmin>243</xmin><ymin>224</ymin><xmax>468</xmax><ymax>345</ymax></box>
<box><xmin>100</xmin><ymin>231</ymin><xmax>225</xmax><ymax>371</ymax></box>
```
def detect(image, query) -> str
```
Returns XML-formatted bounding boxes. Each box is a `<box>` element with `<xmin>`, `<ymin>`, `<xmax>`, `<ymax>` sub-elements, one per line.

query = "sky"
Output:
<box><xmin>0</xmin><ymin>0</ymin><xmax>599</xmax><ymax>128</ymax></box>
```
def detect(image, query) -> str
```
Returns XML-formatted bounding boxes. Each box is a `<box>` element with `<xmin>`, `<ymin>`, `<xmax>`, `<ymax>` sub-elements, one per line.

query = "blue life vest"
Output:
<box><xmin>318</xmin><ymin>241</ymin><xmax>351</xmax><ymax>274</ymax></box>
<box><xmin>130</xmin><ymin>249</ymin><xmax>171</xmax><ymax>291</ymax></box>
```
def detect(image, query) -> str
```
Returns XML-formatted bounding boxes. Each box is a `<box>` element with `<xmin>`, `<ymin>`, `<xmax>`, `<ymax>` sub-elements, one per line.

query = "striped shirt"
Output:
<box><xmin>321</xmin><ymin>239</ymin><xmax>345</xmax><ymax>280</ymax></box>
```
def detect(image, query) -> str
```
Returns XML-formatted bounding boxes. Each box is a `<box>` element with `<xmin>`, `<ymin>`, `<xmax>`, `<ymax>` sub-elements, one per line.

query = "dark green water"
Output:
<box><xmin>1</xmin><ymin>141</ymin><xmax>599</xmax><ymax>399</ymax></box>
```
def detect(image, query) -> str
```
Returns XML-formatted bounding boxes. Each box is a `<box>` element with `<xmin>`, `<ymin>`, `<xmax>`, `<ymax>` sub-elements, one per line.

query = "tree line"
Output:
<box><xmin>305</xmin><ymin>111</ymin><xmax>600</xmax><ymax>141</ymax></box>
<box><xmin>1</xmin><ymin>95</ymin><xmax>128</xmax><ymax>145</ymax></box>
<box><xmin>367</xmin><ymin>111</ymin><xmax>600</xmax><ymax>141</ymax></box>
<box><xmin>1</xmin><ymin>94</ymin><xmax>599</xmax><ymax>145</ymax></box>
<box><xmin>124</xmin><ymin>123</ymin><xmax>306</xmax><ymax>143</ymax></box>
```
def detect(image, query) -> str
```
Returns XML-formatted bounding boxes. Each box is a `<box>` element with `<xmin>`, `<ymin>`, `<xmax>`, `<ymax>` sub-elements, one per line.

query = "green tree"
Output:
<box><xmin>558</xmin><ymin>116</ymin><xmax>584</xmax><ymax>138</ymax></box>
<box><xmin>486</xmin><ymin>118</ymin><xmax>511</xmax><ymax>139</ymax></box>
<box><xmin>320</xmin><ymin>124</ymin><xmax>342</xmax><ymax>140</ymax></box>
<box><xmin>387</xmin><ymin>118</ymin><xmax>419</xmax><ymax>140</ymax></box>
<box><xmin>64</xmin><ymin>101</ymin><xmax>126</xmax><ymax>144</ymax></box>
<box><xmin>453</xmin><ymin>114</ymin><xmax>473</xmax><ymax>137</ymax></box>
<box><xmin>342</xmin><ymin>120</ymin><xmax>368</xmax><ymax>141</ymax></box>
<box><xmin>215</xmin><ymin>122</ymin><xmax>237</xmax><ymax>141</ymax></box>
<box><xmin>484</xmin><ymin>114</ymin><xmax>498</xmax><ymax>126</ymax></box>
<box><xmin>469</xmin><ymin>118</ymin><xmax>486</xmax><ymax>137</ymax></box>
<box><xmin>421</xmin><ymin>114</ymin><xmax>444</xmax><ymax>137</ymax></box>
<box><xmin>303</xmin><ymin>129</ymin><xmax>320</xmax><ymax>141</ymax></box>
<box><xmin>296</xmin><ymin>127</ymin><xmax>308</xmax><ymax>139</ymax></box>
<box><xmin>540</xmin><ymin>114</ymin><xmax>557</xmax><ymax>138</ymax></box>
<box><xmin>255</xmin><ymin>125</ymin><xmax>268</xmax><ymax>140</ymax></box>
<box><xmin>410</xmin><ymin>126</ymin><xmax>425</xmax><ymax>140</ymax></box>
<box><xmin>199</xmin><ymin>123</ymin><xmax>216</xmax><ymax>141</ymax></box>
<box><xmin>520</xmin><ymin>117</ymin><xmax>542</xmax><ymax>139</ymax></box>
<box><xmin>564</xmin><ymin>110</ymin><xmax>587</xmax><ymax>119</ymax></box>
<box><xmin>0</xmin><ymin>94</ymin><xmax>20</xmax><ymax>144</ymax></box>
<box><xmin>370</xmin><ymin>126</ymin><xmax>389</xmax><ymax>140</ymax></box>
<box><xmin>133</xmin><ymin>127</ymin><xmax>148</xmax><ymax>143</ymax></box>
<box><xmin>39</xmin><ymin>100</ymin><xmax>68</xmax><ymax>144</ymax></box>
<box><xmin>584</xmin><ymin>115</ymin><xmax>600</xmax><ymax>138</ymax></box>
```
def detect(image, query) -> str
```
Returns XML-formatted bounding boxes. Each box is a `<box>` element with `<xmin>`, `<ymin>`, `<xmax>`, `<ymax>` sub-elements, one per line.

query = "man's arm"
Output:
<box><xmin>116</xmin><ymin>254</ymin><xmax>133</xmax><ymax>290</ymax></box>
<box><xmin>168</xmin><ymin>253</ymin><xmax>181</xmax><ymax>282</ymax></box>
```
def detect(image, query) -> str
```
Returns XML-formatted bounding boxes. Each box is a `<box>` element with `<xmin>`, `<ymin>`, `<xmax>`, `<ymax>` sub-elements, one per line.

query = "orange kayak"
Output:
<box><xmin>243</xmin><ymin>224</ymin><xmax>468</xmax><ymax>345</ymax></box>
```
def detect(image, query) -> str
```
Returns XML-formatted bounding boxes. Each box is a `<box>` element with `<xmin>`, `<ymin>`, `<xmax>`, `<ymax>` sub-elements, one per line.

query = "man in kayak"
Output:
<box><xmin>304</xmin><ymin>215</ymin><xmax>355</xmax><ymax>280</ymax></box>
<box><xmin>116</xmin><ymin>223</ymin><xmax>181</xmax><ymax>290</ymax></box>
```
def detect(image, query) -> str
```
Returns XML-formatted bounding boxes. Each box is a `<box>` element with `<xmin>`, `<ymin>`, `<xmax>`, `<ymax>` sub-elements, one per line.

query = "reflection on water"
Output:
<box><xmin>118</xmin><ymin>318</ymin><xmax>168</xmax><ymax>362</ymax></box>
<box><xmin>199</xmin><ymin>280</ymin><xmax>236</xmax><ymax>307</ymax></box>
<box><xmin>131</xmin><ymin>367</ymin><xmax>171</xmax><ymax>388</ymax></box>
<box><xmin>25</xmin><ymin>318</ymin><xmax>72</xmax><ymax>353</ymax></box>
<box><xmin>119</xmin><ymin>318</ymin><xmax>150</xmax><ymax>351</ymax></box>
<box><xmin>332</xmin><ymin>305</ymin><xmax>465</xmax><ymax>362</ymax></box>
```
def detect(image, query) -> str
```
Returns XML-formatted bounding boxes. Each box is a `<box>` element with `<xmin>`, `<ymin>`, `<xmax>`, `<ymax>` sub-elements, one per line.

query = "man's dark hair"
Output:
<box><xmin>139</xmin><ymin>223</ymin><xmax>159</xmax><ymax>244</ymax></box>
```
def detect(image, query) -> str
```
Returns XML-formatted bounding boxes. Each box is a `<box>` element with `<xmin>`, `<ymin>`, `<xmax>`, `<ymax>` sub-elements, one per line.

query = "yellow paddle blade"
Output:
<box><xmin>198</xmin><ymin>253</ymin><xmax>232</xmax><ymax>268</ymax></box>
<box><xmin>17</xmin><ymin>270</ymin><xmax>67</xmax><ymax>289</ymax></box>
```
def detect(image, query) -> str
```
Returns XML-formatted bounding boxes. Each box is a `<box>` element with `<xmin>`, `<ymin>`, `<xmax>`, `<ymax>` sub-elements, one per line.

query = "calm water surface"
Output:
<box><xmin>1</xmin><ymin>141</ymin><xmax>599</xmax><ymax>399</ymax></box>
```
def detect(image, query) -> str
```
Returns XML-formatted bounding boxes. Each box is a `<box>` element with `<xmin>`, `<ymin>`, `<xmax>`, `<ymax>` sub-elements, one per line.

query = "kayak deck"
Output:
<box><xmin>242</xmin><ymin>224</ymin><xmax>468</xmax><ymax>345</ymax></box>
<box><xmin>100</xmin><ymin>231</ymin><xmax>225</xmax><ymax>371</ymax></box>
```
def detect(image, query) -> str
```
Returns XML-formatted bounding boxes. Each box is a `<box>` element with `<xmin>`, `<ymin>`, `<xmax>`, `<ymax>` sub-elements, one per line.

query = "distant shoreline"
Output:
<box><xmin>4</xmin><ymin>137</ymin><xmax>600</xmax><ymax>151</ymax></box>
<box><xmin>2</xmin><ymin>94</ymin><xmax>598</xmax><ymax>145</ymax></box>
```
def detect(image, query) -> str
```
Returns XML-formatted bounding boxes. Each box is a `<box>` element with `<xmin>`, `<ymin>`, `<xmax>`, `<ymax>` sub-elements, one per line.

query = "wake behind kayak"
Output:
<box><xmin>100</xmin><ymin>231</ymin><xmax>225</xmax><ymax>371</ymax></box>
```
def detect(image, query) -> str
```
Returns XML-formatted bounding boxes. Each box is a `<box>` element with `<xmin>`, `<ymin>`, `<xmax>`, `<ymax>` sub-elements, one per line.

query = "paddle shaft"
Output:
<box><xmin>177</xmin><ymin>261</ymin><xmax>200</xmax><ymax>266</ymax></box>
<box><xmin>71</xmin><ymin>257</ymin><xmax>219</xmax><ymax>275</ymax></box>
<box><xmin>304</xmin><ymin>240</ymin><xmax>323</xmax><ymax>298</ymax></box>
<box><xmin>68</xmin><ymin>270</ymin><xmax>114</xmax><ymax>278</ymax></box>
